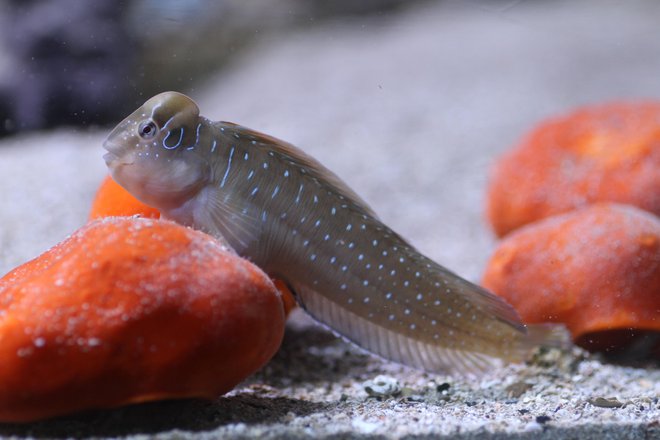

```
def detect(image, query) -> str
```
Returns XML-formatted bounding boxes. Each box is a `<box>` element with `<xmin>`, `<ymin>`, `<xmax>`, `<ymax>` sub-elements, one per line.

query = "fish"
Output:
<box><xmin>103</xmin><ymin>91</ymin><xmax>568</xmax><ymax>375</ymax></box>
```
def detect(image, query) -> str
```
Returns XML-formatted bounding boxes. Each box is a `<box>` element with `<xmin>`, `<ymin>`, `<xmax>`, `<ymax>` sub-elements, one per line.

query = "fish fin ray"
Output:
<box><xmin>523</xmin><ymin>323</ymin><xmax>572</xmax><ymax>350</ymax></box>
<box><xmin>195</xmin><ymin>187</ymin><xmax>263</xmax><ymax>254</ymax></box>
<box><xmin>291</xmin><ymin>282</ymin><xmax>503</xmax><ymax>375</ymax></box>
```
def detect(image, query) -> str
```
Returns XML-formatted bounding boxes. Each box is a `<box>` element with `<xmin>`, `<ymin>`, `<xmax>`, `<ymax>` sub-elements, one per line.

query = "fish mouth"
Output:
<box><xmin>102</xmin><ymin>141</ymin><xmax>134</xmax><ymax>167</ymax></box>
<box><xmin>102</xmin><ymin>151</ymin><xmax>134</xmax><ymax>167</ymax></box>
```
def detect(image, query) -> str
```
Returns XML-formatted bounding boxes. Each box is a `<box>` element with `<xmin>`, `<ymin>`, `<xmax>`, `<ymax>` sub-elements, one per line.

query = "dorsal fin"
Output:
<box><xmin>214</xmin><ymin>121</ymin><xmax>379</xmax><ymax>219</ymax></box>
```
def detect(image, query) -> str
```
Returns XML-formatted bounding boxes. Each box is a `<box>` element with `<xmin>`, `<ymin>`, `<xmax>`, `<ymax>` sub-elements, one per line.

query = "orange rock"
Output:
<box><xmin>89</xmin><ymin>175</ymin><xmax>160</xmax><ymax>220</ymax></box>
<box><xmin>486</xmin><ymin>102</ymin><xmax>660</xmax><ymax>237</ymax></box>
<box><xmin>0</xmin><ymin>217</ymin><xmax>285</xmax><ymax>422</ymax></box>
<box><xmin>272</xmin><ymin>279</ymin><xmax>297</xmax><ymax>317</ymax></box>
<box><xmin>482</xmin><ymin>204</ymin><xmax>660</xmax><ymax>356</ymax></box>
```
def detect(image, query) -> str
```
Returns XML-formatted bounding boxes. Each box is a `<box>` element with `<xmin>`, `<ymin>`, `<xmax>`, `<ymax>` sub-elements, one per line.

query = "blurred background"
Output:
<box><xmin>0</xmin><ymin>0</ymin><xmax>417</xmax><ymax>134</ymax></box>
<box><xmin>0</xmin><ymin>0</ymin><xmax>659</xmax><ymax>278</ymax></box>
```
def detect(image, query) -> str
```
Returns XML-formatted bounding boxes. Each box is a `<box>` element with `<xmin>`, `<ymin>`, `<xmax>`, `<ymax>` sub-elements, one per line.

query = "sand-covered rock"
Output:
<box><xmin>486</xmin><ymin>102</ymin><xmax>660</xmax><ymax>237</ymax></box>
<box><xmin>0</xmin><ymin>217</ymin><xmax>285</xmax><ymax>422</ymax></box>
<box><xmin>483</xmin><ymin>204</ymin><xmax>660</xmax><ymax>356</ymax></box>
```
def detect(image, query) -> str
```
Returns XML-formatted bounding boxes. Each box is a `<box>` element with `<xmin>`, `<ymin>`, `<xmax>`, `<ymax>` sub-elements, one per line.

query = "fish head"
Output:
<box><xmin>103</xmin><ymin>91</ymin><xmax>211</xmax><ymax>210</ymax></box>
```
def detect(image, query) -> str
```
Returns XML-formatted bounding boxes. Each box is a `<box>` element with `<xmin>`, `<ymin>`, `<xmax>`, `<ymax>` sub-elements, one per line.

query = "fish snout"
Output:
<box><xmin>102</xmin><ymin>140</ymin><xmax>134</xmax><ymax>167</ymax></box>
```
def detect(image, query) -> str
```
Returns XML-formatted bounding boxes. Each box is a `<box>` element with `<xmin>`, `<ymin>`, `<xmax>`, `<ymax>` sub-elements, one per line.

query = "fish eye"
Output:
<box><xmin>138</xmin><ymin>120</ymin><xmax>158</xmax><ymax>139</ymax></box>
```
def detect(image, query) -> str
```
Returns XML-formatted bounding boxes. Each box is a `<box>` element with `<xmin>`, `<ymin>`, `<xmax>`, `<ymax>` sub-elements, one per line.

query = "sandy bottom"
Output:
<box><xmin>0</xmin><ymin>0</ymin><xmax>658</xmax><ymax>438</ymax></box>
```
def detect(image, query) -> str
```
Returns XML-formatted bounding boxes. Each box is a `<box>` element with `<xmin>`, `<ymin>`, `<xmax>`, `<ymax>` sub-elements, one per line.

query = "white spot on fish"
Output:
<box><xmin>346</xmin><ymin>224</ymin><xmax>352</xmax><ymax>231</ymax></box>
<box><xmin>250</xmin><ymin>187</ymin><xmax>259</xmax><ymax>196</ymax></box>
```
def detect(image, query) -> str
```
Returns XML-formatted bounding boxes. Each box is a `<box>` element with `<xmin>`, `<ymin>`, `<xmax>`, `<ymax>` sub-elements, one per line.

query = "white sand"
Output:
<box><xmin>0</xmin><ymin>0</ymin><xmax>658</xmax><ymax>438</ymax></box>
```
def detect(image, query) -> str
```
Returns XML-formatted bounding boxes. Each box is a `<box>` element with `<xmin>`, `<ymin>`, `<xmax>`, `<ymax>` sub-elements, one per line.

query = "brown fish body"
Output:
<box><xmin>104</xmin><ymin>92</ymin><xmax>567</xmax><ymax>374</ymax></box>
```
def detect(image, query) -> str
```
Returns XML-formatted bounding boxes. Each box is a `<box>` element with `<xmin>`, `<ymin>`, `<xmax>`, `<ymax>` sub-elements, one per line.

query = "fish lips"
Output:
<box><xmin>102</xmin><ymin>141</ymin><xmax>134</xmax><ymax>167</ymax></box>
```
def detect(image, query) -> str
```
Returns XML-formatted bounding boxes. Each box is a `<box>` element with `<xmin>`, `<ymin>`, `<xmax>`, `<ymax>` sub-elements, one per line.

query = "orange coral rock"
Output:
<box><xmin>482</xmin><ymin>204</ymin><xmax>660</xmax><ymax>356</ymax></box>
<box><xmin>89</xmin><ymin>175</ymin><xmax>160</xmax><ymax>220</ymax></box>
<box><xmin>272</xmin><ymin>279</ymin><xmax>298</xmax><ymax>317</ymax></box>
<box><xmin>486</xmin><ymin>102</ymin><xmax>660</xmax><ymax>237</ymax></box>
<box><xmin>0</xmin><ymin>217</ymin><xmax>285</xmax><ymax>422</ymax></box>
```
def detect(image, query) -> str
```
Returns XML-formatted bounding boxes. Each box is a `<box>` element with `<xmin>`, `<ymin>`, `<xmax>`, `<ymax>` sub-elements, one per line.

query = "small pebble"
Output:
<box><xmin>436</xmin><ymin>382</ymin><xmax>451</xmax><ymax>393</ymax></box>
<box><xmin>589</xmin><ymin>397</ymin><xmax>624</xmax><ymax>408</ymax></box>
<box><xmin>535</xmin><ymin>415</ymin><xmax>551</xmax><ymax>424</ymax></box>
<box><xmin>363</xmin><ymin>375</ymin><xmax>401</xmax><ymax>398</ymax></box>
<box><xmin>505</xmin><ymin>381</ymin><xmax>533</xmax><ymax>398</ymax></box>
